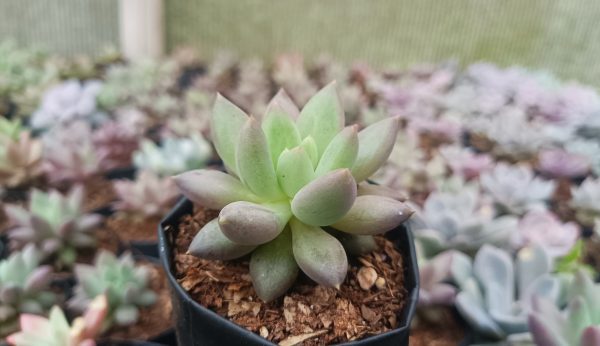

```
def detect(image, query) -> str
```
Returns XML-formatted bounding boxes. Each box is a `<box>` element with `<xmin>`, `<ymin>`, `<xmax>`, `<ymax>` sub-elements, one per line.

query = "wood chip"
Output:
<box><xmin>357</xmin><ymin>266</ymin><xmax>378</xmax><ymax>290</ymax></box>
<box><xmin>278</xmin><ymin>330</ymin><xmax>328</xmax><ymax>346</ymax></box>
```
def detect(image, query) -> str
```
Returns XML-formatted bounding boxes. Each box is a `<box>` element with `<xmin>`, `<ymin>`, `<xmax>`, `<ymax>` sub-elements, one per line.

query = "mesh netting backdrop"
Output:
<box><xmin>1</xmin><ymin>0</ymin><xmax>600</xmax><ymax>86</ymax></box>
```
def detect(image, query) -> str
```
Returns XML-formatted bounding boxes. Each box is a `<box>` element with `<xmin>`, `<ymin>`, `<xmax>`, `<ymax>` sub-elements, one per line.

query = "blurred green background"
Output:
<box><xmin>1</xmin><ymin>0</ymin><xmax>599</xmax><ymax>86</ymax></box>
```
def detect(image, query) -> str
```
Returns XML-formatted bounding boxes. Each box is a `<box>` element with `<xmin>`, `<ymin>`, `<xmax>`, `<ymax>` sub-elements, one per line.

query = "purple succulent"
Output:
<box><xmin>513</xmin><ymin>210</ymin><xmax>580</xmax><ymax>258</ymax></box>
<box><xmin>439</xmin><ymin>145</ymin><xmax>493</xmax><ymax>180</ymax></box>
<box><xmin>92</xmin><ymin>121</ymin><xmax>140</xmax><ymax>171</ymax></box>
<box><xmin>537</xmin><ymin>148</ymin><xmax>590</xmax><ymax>179</ymax></box>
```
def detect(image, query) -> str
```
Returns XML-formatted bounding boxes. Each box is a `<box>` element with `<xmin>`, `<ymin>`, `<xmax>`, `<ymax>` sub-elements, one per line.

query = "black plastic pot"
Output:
<box><xmin>159</xmin><ymin>198</ymin><xmax>419</xmax><ymax>346</ymax></box>
<box><xmin>0</xmin><ymin>234</ymin><xmax>7</xmax><ymax>259</ymax></box>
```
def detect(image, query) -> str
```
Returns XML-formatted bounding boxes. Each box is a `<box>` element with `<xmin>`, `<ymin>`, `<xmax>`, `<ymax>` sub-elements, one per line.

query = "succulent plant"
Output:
<box><xmin>570</xmin><ymin>178</ymin><xmax>600</xmax><ymax>227</ymax></box>
<box><xmin>69</xmin><ymin>251</ymin><xmax>157</xmax><ymax>327</ymax></box>
<box><xmin>513</xmin><ymin>210</ymin><xmax>580</xmax><ymax>258</ymax></box>
<box><xmin>529</xmin><ymin>270</ymin><xmax>600</xmax><ymax>346</ymax></box>
<box><xmin>438</xmin><ymin>145</ymin><xmax>493</xmax><ymax>180</ymax></box>
<box><xmin>417</xmin><ymin>247</ymin><xmax>471</xmax><ymax>307</ymax></box>
<box><xmin>0</xmin><ymin>41</ymin><xmax>58</xmax><ymax>117</ymax></box>
<box><xmin>456</xmin><ymin>245</ymin><xmax>561</xmax><ymax>340</ymax></box>
<box><xmin>537</xmin><ymin>148</ymin><xmax>591</xmax><ymax>179</ymax></box>
<box><xmin>7</xmin><ymin>294</ymin><xmax>108</xmax><ymax>346</ymax></box>
<box><xmin>469</xmin><ymin>108</ymin><xmax>548</xmax><ymax>160</ymax></box>
<box><xmin>566</xmin><ymin>139</ymin><xmax>600</xmax><ymax>177</ymax></box>
<box><xmin>228</xmin><ymin>59</ymin><xmax>270</xmax><ymax>116</ymax></box>
<box><xmin>92</xmin><ymin>120</ymin><xmax>140</xmax><ymax>171</ymax></box>
<box><xmin>41</xmin><ymin>122</ymin><xmax>101</xmax><ymax>184</ymax></box>
<box><xmin>0</xmin><ymin>118</ymin><xmax>25</xmax><ymax>141</ymax></box>
<box><xmin>272</xmin><ymin>53</ymin><xmax>317</xmax><ymax>106</ymax></box>
<box><xmin>0</xmin><ymin>245</ymin><xmax>55</xmax><ymax>337</ymax></box>
<box><xmin>113</xmin><ymin>170</ymin><xmax>180</xmax><ymax>218</ymax></box>
<box><xmin>413</xmin><ymin>185</ymin><xmax>518</xmax><ymax>256</ymax></box>
<box><xmin>97</xmin><ymin>60</ymin><xmax>179</xmax><ymax>117</ymax></box>
<box><xmin>30</xmin><ymin>79</ymin><xmax>105</xmax><ymax>130</ymax></box>
<box><xmin>480</xmin><ymin>162</ymin><xmax>556</xmax><ymax>216</ymax></box>
<box><xmin>4</xmin><ymin>186</ymin><xmax>102</xmax><ymax>267</ymax></box>
<box><xmin>133</xmin><ymin>135</ymin><xmax>211</xmax><ymax>177</ymax></box>
<box><xmin>0</xmin><ymin>131</ymin><xmax>43</xmax><ymax>188</ymax></box>
<box><xmin>174</xmin><ymin>83</ymin><xmax>412</xmax><ymax>302</ymax></box>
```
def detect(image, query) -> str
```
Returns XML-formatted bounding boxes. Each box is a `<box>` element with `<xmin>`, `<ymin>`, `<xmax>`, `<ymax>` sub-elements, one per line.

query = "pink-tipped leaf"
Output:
<box><xmin>331</xmin><ymin>195</ymin><xmax>412</xmax><ymax>235</ymax></box>
<box><xmin>351</xmin><ymin>117</ymin><xmax>400</xmax><ymax>182</ymax></box>
<box><xmin>219</xmin><ymin>201</ymin><xmax>291</xmax><ymax>245</ymax></box>
<box><xmin>188</xmin><ymin>219</ymin><xmax>255</xmax><ymax>260</ymax></box>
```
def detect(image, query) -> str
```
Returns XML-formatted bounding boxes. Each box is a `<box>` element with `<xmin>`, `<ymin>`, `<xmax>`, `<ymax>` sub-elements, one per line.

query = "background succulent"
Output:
<box><xmin>0</xmin><ymin>118</ymin><xmax>25</xmax><ymax>140</ymax></box>
<box><xmin>0</xmin><ymin>131</ymin><xmax>43</xmax><ymax>188</ymax></box>
<box><xmin>537</xmin><ymin>148</ymin><xmax>591</xmax><ymax>179</ymax></box>
<box><xmin>513</xmin><ymin>210</ymin><xmax>580</xmax><ymax>258</ymax></box>
<box><xmin>570</xmin><ymin>178</ymin><xmax>600</xmax><ymax>227</ymax></box>
<box><xmin>92</xmin><ymin>120</ymin><xmax>140</xmax><ymax>171</ymax></box>
<box><xmin>97</xmin><ymin>60</ymin><xmax>179</xmax><ymax>118</ymax></box>
<box><xmin>480</xmin><ymin>162</ymin><xmax>556</xmax><ymax>216</ymax></box>
<box><xmin>41</xmin><ymin>122</ymin><xmax>101</xmax><ymax>184</ymax></box>
<box><xmin>0</xmin><ymin>41</ymin><xmax>57</xmax><ymax>117</ymax></box>
<box><xmin>30</xmin><ymin>79</ymin><xmax>105</xmax><ymax>130</ymax></box>
<box><xmin>529</xmin><ymin>270</ymin><xmax>600</xmax><ymax>346</ymax></box>
<box><xmin>417</xmin><ymin>248</ymin><xmax>471</xmax><ymax>307</ymax></box>
<box><xmin>69</xmin><ymin>251</ymin><xmax>157</xmax><ymax>327</ymax></box>
<box><xmin>113</xmin><ymin>170</ymin><xmax>179</xmax><ymax>218</ymax></box>
<box><xmin>4</xmin><ymin>187</ymin><xmax>102</xmax><ymax>267</ymax></box>
<box><xmin>0</xmin><ymin>245</ymin><xmax>55</xmax><ymax>337</ymax></box>
<box><xmin>175</xmin><ymin>84</ymin><xmax>412</xmax><ymax>302</ymax></box>
<box><xmin>455</xmin><ymin>245</ymin><xmax>561</xmax><ymax>341</ymax></box>
<box><xmin>413</xmin><ymin>185</ymin><xmax>518</xmax><ymax>256</ymax></box>
<box><xmin>438</xmin><ymin>145</ymin><xmax>493</xmax><ymax>180</ymax></box>
<box><xmin>7</xmin><ymin>294</ymin><xmax>107</xmax><ymax>346</ymax></box>
<box><xmin>132</xmin><ymin>135</ymin><xmax>211</xmax><ymax>177</ymax></box>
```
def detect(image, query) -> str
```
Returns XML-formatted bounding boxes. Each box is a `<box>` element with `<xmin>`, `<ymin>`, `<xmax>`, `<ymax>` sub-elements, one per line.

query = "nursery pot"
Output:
<box><xmin>159</xmin><ymin>198</ymin><xmax>419</xmax><ymax>346</ymax></box>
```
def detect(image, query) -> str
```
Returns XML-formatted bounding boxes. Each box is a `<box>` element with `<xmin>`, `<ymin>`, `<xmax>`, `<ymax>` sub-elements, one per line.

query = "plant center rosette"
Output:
<box><xmin>174</xmin><ymin>82</ymin><xmax>413</xmax><ymax>302</ymax></box>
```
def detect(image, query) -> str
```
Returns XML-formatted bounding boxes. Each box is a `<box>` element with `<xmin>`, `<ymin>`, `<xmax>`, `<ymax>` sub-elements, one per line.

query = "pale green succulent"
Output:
<box><xmin>133</xmin><ymin>135</ymin><xmax>212</xmax><ymax>177</ymax></box>
<box><xmin>4</xmin><ymin>187</ymin><xmax>102</xmax><ymax>267</ymax></box>
<box><xmin>69</xmin><ymin>251</ymin><xmax>157</xmax><ymax>328</ymax></box>
<box><xmin>7</xmin><ymin>294</ymin><xmax>108</xmax><ymax>346</ymax></box>
<box><xmin>529</xmin><ymin>270</ymin><xmax>600</xmax><ymax>346</ymax></box>
<box><xmin>0</xmin><ymin>118</ymin><xmax>24</xmax><ymax>141</ymax></box>
<box><xmin>0</xmin><ymin>245</ymin><xmax>55</xmax><ymax>337</ymax></box>
<box><xmin>175</xmin><ymin>83</ymin><xmax>412</xmax><ymax>302</ymax></box>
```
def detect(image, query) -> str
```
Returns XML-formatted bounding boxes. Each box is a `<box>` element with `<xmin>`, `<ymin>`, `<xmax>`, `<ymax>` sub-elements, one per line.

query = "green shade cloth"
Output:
<box><xmin>1</xmin><ymin>0</ymin><xmax>600</xmax><ymax>86</ymax></box>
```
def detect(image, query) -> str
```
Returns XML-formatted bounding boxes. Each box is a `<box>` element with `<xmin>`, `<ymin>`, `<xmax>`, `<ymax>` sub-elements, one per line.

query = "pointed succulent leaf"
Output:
<box><xmin>262</xmin><ymin>101</ymin><xmax>302</xmax><ymax>166</ymax></box>
<box><xmin>296</xmin><ymin>82</ymin><xmax>344</xmax><ymax>156</ymax></box>
<box><xmin>269</xmin><ymin>89</ymin><xmax>300</xmax><ymax>120</ymax></box>
<box><xmin>581</xmin><ymin>327</ymin><xmax>600</xmax><ymax>346</ymax></box>
<box><xmin>517</xmin><ymin>246</ymin><xmax>551</xmax><ymax>301</ymax></box>
<box><xmin>528</xmin><ymin>313</ymin><xmax>567</xmax><ymax>346</ymax></box>
<box><xmin>357</xmin><ymin>182</ymin><xmax>407</xmax><ymax>201</ymax></box>
<box><xmin>114</xmin><ymin>305</ymin><xmax>139</xmax><ymax>326</ymax></box>
<box><xmin>250</xmin><ymin>227</ymin><xmax>299</xmax><ymax>302</ymax></box>
<box><xmin>291</xmin><ymin>169</ymin><xmax>357</xmax><ymax>226</ymax></box>
<box><xmin>566</xmin><ymin>297</ymin><xmax>592</xmax><ymax>341</ymax></box>
<box><xmin>219</xmin><ymin>201</ymin><xmax>291</xmax><ymax>246</ymax></box>
<box><xmin>474</xmin><ymin>245</ymin><xmax>514</xmax><ymax>311</ymax></box>
<box><xmin>174</xmin><ymin>169</ymin><xmax>260</xmax><ymax>209</ymax></box>
<box><xmin>188</xmin><ymin>219</ymin><xmax>256</xmax><ymax>260</ymax></box>
<box><xmin>236</xmin><ymin>117</ymin><xmax>284</xmax><ymax>200</ymax></box>
<box><xmin>455</xmin><ymin>291</ymin><xmax>505</xmax><ymax>339</ymax></box>
<box><xmin>299</xmin><ymin>136</ymin><xmax>319</xmax><ymax>168</ymax></box>
<box><xmin>351</xmin><ymin>117</ymin><xmax>400</xmax><ymax>182</ymax></box>
<box><xmin>210</xmin><ymin>94</ymin><xmax>248</xmax><ymax>174</ymax></box>
<box><xmin>24</xmin><ymin>266</ymin><xmax>52</xmax><ymax>292</ymax></box>
<box><xmin>328</xmin><ymin>228</ymin><xmax>378</xmax><ymax>255</ymax></box>
<box><xmin>315</xmin><ymin>125</ymin><xmax>358</xmax><ymax>176</ymax></box>
<box><xmin>276</xmin><ymin>147</ymin><xmax>314</xmax><ymax>198</ymax></box>
<box><xmin>290</xmin><ymin>218</ymin><xmax>348</xmax><ymax>288</ymax></box>
<box><xmin>331</xmin><ymin>195</ymin><xmax>412</xmax><ymax>235</ymax></box>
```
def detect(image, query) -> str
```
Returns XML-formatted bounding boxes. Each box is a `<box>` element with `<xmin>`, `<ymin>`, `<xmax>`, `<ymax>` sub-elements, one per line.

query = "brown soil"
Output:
<box><xmin>101</xmin><ymin>261</ymin><xmax>174</xmax><ymax>341</ymax></box>
<box><xmin>550</xmin><ymin>178</ymin><xmax>576</xmax><ymax>224</ymax></box>
<box><xmin>171</xmin><ymin>207</ymin><xmax>409</xmax><ymax>345</ymax></box>
<box><xmin>74</xmin><ymin>227</ymin><xmax>121</xmax><ymax>266</ymax></box>
<box><xmin>583</xmin><ymin>237</ymin><xmax>600</xmax><ymax>272</ymax></box>
<box><xmin>82</xmin><ymin>176</ymin><xmax>117</xmax><ymax>212</ymax></box>
<box><xmin>105</xmin><ymin>214</ymin><xmax>161</xmax><ymax>243</ymax></box>
<box><xmin>409</xmin><ymin>308</ymin><xmax>466</xmax><ymax>346</ymax></box>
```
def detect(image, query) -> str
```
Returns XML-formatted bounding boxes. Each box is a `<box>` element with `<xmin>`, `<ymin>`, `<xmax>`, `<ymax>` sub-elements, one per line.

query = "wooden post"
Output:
<box><xmin>119</xmin><ymin>0</ymin><xmax>165</xmax><ymax>60</ymax></box>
